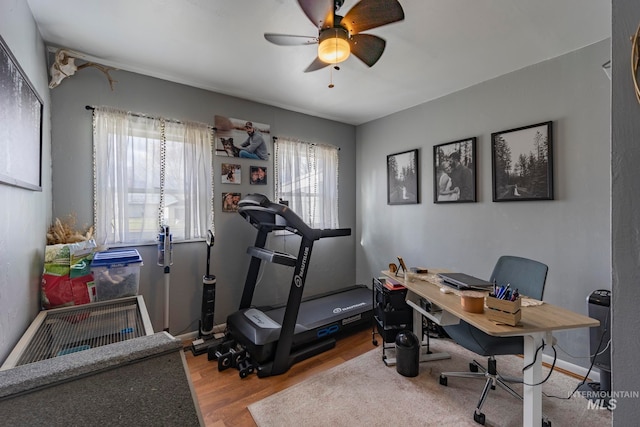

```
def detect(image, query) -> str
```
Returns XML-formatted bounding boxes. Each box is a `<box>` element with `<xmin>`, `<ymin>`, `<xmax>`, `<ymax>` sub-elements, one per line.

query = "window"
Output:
<box><xmin>274</xmin><ymin>137</ymin><xmax>339</xmax><ymax>229</ymax></box>
<box><xmin>92</xmin><ymin>107</ymin><xmax>213</xmax><ymax>245</ymax></box>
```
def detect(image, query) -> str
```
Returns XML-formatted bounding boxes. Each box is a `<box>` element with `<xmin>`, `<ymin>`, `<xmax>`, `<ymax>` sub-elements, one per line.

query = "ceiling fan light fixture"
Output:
<box><xmin>318</xmin><ymin>28</ymin><xmax>350</xmax><ymax>64</ymax></box>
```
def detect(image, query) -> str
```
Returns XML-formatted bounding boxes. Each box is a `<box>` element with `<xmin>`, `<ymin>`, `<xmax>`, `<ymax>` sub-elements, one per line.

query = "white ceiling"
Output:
<box><xmin>27</xmin><ymin>0</ymin><xmax>611</xmax><ymax>126</ymax></box>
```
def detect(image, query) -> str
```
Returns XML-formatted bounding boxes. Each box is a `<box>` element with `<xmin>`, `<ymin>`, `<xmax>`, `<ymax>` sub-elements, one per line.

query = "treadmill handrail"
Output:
<box><xmin>319</xmin><ymin>228</ymin><xmax>351</xmax><ymax>238</ymax></box>
<box><xmin>238</xmin><ymin>194</ymin><xmax>351</xmax><ymax>241</ymax></box>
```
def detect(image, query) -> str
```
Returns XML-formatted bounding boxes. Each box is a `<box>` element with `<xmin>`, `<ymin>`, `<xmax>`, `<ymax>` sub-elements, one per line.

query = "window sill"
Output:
<box><xmin>105</xmin><ymin>238</ymin><xmax>206</xmax><ymax>248</ymax></box>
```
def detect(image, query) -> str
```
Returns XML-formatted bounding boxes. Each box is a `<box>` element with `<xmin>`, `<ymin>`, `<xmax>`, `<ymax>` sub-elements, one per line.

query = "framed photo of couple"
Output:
<box><xmin>433</xmin><ymin>137</ymin><xmax>477</xmax><ymax>204</ymax></box>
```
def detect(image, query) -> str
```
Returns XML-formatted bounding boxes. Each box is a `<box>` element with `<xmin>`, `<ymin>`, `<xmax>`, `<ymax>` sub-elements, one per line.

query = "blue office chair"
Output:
<box><xmin>439</xmin><ymin>255</ymin><xmax>548</xmax><ymax>425</ymax></box>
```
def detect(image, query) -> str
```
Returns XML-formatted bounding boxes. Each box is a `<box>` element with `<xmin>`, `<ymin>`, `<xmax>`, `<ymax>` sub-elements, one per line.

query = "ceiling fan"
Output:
<box><xmin>264</xmin><ymin>0</ymin><xmax>405</xmax><ymax>73</ymax></box>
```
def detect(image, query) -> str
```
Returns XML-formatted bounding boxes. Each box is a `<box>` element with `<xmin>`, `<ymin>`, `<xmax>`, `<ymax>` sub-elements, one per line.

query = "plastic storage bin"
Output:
<box><xmin>91</xmin><ymin>249</ymin><xmax>143</xmax><ymax>301</ymax></box>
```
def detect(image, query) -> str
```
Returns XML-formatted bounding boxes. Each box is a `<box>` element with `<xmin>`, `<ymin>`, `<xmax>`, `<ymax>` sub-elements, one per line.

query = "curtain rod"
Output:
<box><xmin>85</xmin><ymin>105</ymin><xmax>216</xmax><ymax>130</ymax></box>
<box><xmin>272</xmin><ymin>136</ymin><xmax>340</xmax><ymax>150</ymax></box>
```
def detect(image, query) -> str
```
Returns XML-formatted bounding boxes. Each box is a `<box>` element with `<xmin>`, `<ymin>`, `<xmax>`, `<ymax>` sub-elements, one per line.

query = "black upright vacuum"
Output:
<box><xmin>191</xmin><ymin>230</ymin><xmax>224</xmax><ymax>355</ymax></box>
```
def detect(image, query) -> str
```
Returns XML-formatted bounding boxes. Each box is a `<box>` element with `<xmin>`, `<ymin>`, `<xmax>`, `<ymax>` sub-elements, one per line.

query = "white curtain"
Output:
<box><xmin>163</xmin><ymin>120</ymin><xmax>213</xmax><ymax>240</ymax></box>
<box><xmin>93</xmin><ymin>107</ymin><xmax>213</xmax><ymax>245</ymax></box>
<box><xmin>274</xmin><ymin>137</ymin><xmax>339</xmax><ymax>229</ymax></box>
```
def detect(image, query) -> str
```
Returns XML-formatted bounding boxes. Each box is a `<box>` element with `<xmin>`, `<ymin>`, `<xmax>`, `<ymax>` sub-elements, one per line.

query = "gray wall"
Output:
<box><xmin>356</xmin><ymin>39</ymin><xmax>611</xmax><ymax>370</ymax></box>
<box><xmin>0</xmin><ymin>0</ymin><xmax>51</xmax><ymax>363</ymax></box>
<box><xmin>49</xmin><ymin>68</ymin><xmax>357</xmax><ymax>334</ymax></box>
<box><xmin>612</xmin><ymin>0</ymin><xmax>640</xmax><ymax>423</ymax></box>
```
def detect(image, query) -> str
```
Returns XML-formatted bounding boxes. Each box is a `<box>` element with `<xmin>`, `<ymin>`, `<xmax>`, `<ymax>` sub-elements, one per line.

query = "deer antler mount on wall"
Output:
<box><xmin>49</xmin><ymin>48</ymin><xmax>118</xmax><ymax>90</ymax></box>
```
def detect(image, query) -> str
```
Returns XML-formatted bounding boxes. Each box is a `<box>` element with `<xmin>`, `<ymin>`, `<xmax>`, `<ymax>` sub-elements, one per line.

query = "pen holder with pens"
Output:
<box><xmin>485</xmin><ymin>295</ymin><xmax>521</xmax><ymax>326</ymax></box>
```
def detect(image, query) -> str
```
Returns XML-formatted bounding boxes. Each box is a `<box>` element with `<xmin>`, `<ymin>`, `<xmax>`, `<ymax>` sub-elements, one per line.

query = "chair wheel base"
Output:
<box><xmin>439</xmin><ymin>375</ymin><xmax>448</xmax><ymax>386</ymax></box>
<box><xmin>473</xmin><ymin>411</ymin><xmax>485</xmax><ymax>425</ymax></box>
<box><xmin>469</xmin><ymin>362</ymin><xmax>479</xmax><ymax>372</ymax></box>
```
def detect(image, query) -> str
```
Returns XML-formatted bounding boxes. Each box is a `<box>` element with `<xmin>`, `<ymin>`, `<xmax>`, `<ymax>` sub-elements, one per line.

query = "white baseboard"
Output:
<box><xmin>542</xmin><ymin>353</ymin><xmax>599</xmax><ymax>383</ymax></box>
<box><xmin>176</xmin><ymin>330</ymin><xmax>199</xmax><ymax>342</ymax></box>
<box><xmin>174</xmin><ymin>323</ymin><xmax>227</xmax><ymax>345</ymax></box>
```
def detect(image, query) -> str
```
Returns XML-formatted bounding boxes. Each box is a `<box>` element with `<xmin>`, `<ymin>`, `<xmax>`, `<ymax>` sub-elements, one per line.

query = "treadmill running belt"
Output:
<box><xmin>265</xmin><ymin>287</ymin><xmax>371</xmax><ymax>330</ymax></box>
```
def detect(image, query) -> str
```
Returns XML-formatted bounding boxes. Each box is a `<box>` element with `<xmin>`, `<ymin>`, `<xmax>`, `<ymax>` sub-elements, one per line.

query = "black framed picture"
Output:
<box><xmin>0</xmin><ymin>35</ymin><xmax>43</xmax><ymax>191</ymax></box>
<box><xmin>491</xmin><ymin>121</ymin><xmax>553</xmax><ymax>202</ymax></box>
<box><xmin>433</xmin><ymin>137</ymin><xmax>477</xmax><ymax>203</ymax></box>
<box><xmin>387</xmin><ymin>149</ymin><xmax>419</xmax><ymax>205</ymax></box>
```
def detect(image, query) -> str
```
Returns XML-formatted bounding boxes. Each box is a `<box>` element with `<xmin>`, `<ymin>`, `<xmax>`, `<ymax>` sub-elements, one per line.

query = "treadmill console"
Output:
<box><xmin>238</xmin><ymin>193</ymin><xmax>350</xmax><ymax>240</ymax></box>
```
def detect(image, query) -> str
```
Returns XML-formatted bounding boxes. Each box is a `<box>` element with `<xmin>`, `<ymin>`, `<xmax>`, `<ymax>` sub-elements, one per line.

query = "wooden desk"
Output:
<box><xmin>381</xmin><ymin>270</ymin><xmax>599</xmax><ymax>427</ymax></box>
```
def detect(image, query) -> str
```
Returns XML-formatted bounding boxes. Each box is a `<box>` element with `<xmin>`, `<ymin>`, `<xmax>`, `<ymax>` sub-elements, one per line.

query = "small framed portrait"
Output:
<box><xmin>433</xmin><ymin>137</ymin><xmax>477</xmax><ymax>203</ymax></box>
<box><xmin>387</xmin><ymin>149</ymin><xmax>419</xmax><ymax>205</ymax></box>
<box><xmin>491</xmin><ymin>121</ymin><xmax>553</xmax><ymax>202</ymax></box>
<box><xmin>222</xmin><ymin>192</ymin><xmax>241</xmax><ymax>212</ymax></box>
<box><xmin>221</xmin><ymin>163</ymin><xmax>241</xmax><ymax>184</ymax></box>
<box><xmin>250</xmin><ymin>166</ymin><xmax>267</xmax><ymax>185</ymax></box>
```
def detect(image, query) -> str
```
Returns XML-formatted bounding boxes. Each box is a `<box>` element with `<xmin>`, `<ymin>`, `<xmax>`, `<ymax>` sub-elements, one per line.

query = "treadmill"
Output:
<box><xmin>226</xmin><ymin>194</ymin><xmax>372</xmax><ymax>378</ymax></box>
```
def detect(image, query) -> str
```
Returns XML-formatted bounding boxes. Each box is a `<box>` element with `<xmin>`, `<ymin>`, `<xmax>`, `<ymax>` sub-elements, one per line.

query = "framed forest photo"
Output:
<box><xmin>491</xmin><ymin>121</ymin><xmax>553</xmax><ymax>202</ymax></box>
<box><xmin>387</xmin><ymin>149</ymin><xmax>419</xmax><ymax>205</ymax></box>
<box><xmin>433</xmin><ymin>137</ymin><xmax>477</xmax><ymax>203</ymax></box>
<box><xmin>1</xmin><ymin>35</ymin><xmax>43</xmax><ymax>191</ymax></box>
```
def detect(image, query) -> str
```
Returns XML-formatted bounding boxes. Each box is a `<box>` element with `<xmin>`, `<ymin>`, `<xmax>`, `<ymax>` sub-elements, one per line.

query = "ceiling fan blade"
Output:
<box><xmin>304</xmin><ymin>57</ymin><xmax>331</xmax><ymax>73</ymax></box>
<box><xmin>264</xmin><ymin>33</ymin><xmax>318</xmax><ymax>46</ymax></box>
<box><xmin>341</xmin><ymin>0</ymin><xmax>404</xmax><ymax>34</ymax></box>
<box><xmin>349</xmin><ymin>34</ymin><xmax>386</xmax><ymax>67</ymax></box>
<box><xmin>298</xmin><ymin>0</ymin><xmax>334</xmax><ymax>29</ymax></box>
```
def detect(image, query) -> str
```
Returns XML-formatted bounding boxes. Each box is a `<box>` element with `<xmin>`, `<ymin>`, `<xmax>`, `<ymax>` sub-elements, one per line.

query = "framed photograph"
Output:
<box><xmin>222</xmin><ymin>192</ymin><xmax>241</xmax><ymax>212</ymax></box>
<box><xmin>491</xmin><ymin>121</ymin><xmax>553</xmax><ymax>202</ymax></box>
<box><xmin>0</xmin><ymin>35</ymin><xmax>43</xmax><ymax>191</ymax></box>
<box><xmin>214</xmin><ymin>115</ymin><xmax>270</xmax><ymax>161</ymax></box>
<box><xmin>221</xmin><ymin>163</ymin><xmax>241</xmax><ymax>184</ymax></box>
<box><xmin>250</xmin><ymin>165</ymin><xmax>267</xmax><ymax>185</ymax></box>
<box><xmin>433</xmin><ymin>137</ymin><xmax>477</xmax><ymax>203</ymax></box>
<box><xmin>387</xmin><ymin>149</ymin><xmax>419</xmax><ymax>205</ymax></box>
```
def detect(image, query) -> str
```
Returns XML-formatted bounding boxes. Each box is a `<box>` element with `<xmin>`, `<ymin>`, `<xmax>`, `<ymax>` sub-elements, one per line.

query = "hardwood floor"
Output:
<box><xmin>185</xmin><ymin>327</ymin><xmax>377</xmax><ymax>427</ymax></box>
<box><xmin>184</xmin><ymin>326</ymin><xmax>588</xmax><ymax>426</ymax></box>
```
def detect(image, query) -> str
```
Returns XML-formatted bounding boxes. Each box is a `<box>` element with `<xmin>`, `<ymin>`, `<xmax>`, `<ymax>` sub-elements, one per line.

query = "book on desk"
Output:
<box><xmin>384</xmin><ymin>277</ymin><xmax>406</xmax><ymax>290</ymax></box>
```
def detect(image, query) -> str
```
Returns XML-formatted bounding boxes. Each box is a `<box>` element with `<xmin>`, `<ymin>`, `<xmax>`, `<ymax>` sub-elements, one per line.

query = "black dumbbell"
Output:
<box><xmin>207</xmin><ymin>340</ymin><xmax>234</xmax><ymax>361</ymax></box>
<box><xmin>238</xmin><ymin>360</ymin><xmax>254</xmax><ymax>378</ymax></box>
<box><xmin>231</xmin><ymin>348</ymin><xmax>247</xmax><ymax>368</ymax></box>
<box><xmin>217</xmin><ymin>350</ymin><xmax>233</xmax><ymax>371</ymax></box>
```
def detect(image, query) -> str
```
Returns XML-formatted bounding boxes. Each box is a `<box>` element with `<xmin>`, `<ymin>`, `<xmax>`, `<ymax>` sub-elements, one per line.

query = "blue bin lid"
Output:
<box><xmin>91</xmin><ymin>249</ymin><xmax>143</xmax><ymax>268</ymax></box>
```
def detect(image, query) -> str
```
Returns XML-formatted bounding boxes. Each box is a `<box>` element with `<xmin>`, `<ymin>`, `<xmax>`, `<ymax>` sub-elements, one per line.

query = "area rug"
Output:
<box><xmin>248</xmin><ymin>338</ymin><xmax>611</xmax><ymax>427</ymax></box>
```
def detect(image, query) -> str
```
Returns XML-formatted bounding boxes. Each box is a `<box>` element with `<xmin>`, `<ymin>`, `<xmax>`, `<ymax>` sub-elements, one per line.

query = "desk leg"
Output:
<box><xmin>413</xmin><ymin>307</ymin><xmax>450</xmax><ymax>363</ymax></box>
<box><xmin>522</xmin><ymin>333</ymin><xmax>544</xmax><ymax>427</ymax></box>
